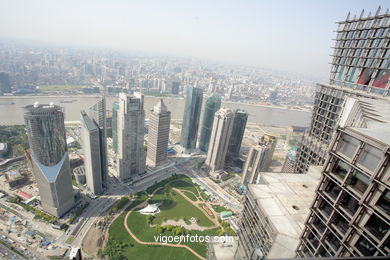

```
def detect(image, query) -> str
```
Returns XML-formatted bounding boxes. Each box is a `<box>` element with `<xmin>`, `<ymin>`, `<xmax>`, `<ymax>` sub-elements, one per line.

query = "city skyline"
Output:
<box><xmin>0</xmin><ymin>3</ymin><xmax>389</xmax><ymax>259</ymax></box>
<box><xmin>0</xmin><ymin>1</ymin><xmax>388</xmax><ymax>79</ymax></box>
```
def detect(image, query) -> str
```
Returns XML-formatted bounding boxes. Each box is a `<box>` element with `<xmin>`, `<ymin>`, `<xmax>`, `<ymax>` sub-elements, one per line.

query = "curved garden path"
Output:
<box><xmin>121</xmin><ymin>180</ymin><xmax>228</xmax><ymax>260</ymax></box>
<box><xmin>124</xmin><ymin>201</ymin><xmax>206</xmax><ymax>260</ymax></box>
<box><xmin>172</xmin><ymin>188</ymin><xmax>221</xmax><ymax>229</ymax></box>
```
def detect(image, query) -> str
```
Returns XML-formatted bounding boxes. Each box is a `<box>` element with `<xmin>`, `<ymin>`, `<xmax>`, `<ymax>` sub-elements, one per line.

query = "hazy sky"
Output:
<box><xmin>0</xmin><ymin>0</ymin><xmax>388</xmax><ymax>79</ymax></box>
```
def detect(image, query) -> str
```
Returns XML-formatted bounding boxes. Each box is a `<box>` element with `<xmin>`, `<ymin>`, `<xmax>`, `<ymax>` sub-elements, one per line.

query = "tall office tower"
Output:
<box><xmin>235</xmin><ymin>167</ymin><xmax>321</xmax><ymax>259</ymax></box>
<box><xmin>0</xmin><ymin>72</ymin><xmax>11</xmax><ymax>95</ymax></box>
<box><xmin>227</xmin><ymin>109</ymin><xmax>248</xmax><ymax>160</ymax></box>
<box><xmin>24</xmin><ymin>103</ymin><xmax>75</xmax><ymax>217</ymax></box>
<box><xmin>117</xmin><ymin>92</ymin><xmax>146</xmax><ymax>181</ymax></box>
<box><xmin>241</xmin><ymin>135</ymin><xmax>277</xmax><ymax>185</ymax></box>
<box><xmin>294</xmin><ymin>9</ymin><xmax>390</xmax><ymax>174</ymax></box>
<box><xmin>180</xmin><ymin>86</ymin><xmax>203</xmax><ymax>153</ymax></box>
<box><xmin>198</xmin><ymin>93</ymin><xmax>221</xmax><ymax>152</ymax></box>
<box><xmin>88</xmin><ymin>98</ymin><xmax>107</xmax><ymax>189</ymax></box>
<box><xmin>146</xmin><ymin>99</ymin><xmax>171</xmax><ymax>167</ymax></box>
<box><xmin>89</xmin><ymin>98</ymin><xmax>106</xmax><ymax>127</ymax></box>
<box><xmin>80</xmin><ymin>111</ymin><xmax>105</xmax><ymax>195</ymax></box>
<box><xmin>296</xmin><ymin>96</ymin><xmax>390</xmax><ymax>258</ymax></box>
<box><xmin>171</xmin><ymin>81</ymin><xmax>180</xmax><ymax>95</ymax></box>
<box><xmin>112</xmin><ymin>101</ymin><xmax>119</xmax><ymax>153</ymax></box>
<box><xmin>262</xmin><ymin>134</ymin><xmax>277</xmax><ymax>170</ymax></box>
<box><xmin>205</xmin><ymin>108</ymin><xmax>235</xmax><ymax>172</ymax></box>
<box><xmin>281</xmin><ymin>146</ymin><xmax>297</xmax><ymax>173</ymax></box>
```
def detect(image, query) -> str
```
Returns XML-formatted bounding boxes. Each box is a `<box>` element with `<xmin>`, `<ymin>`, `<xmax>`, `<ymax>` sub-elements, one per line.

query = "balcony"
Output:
<box><xmin>332</xmin><ymin>160</ymin><xmax>351</xmax><ymax>181</ymax></box>
<box><xmin>365</xmin><ymin>213</ymin><xmax>389</xmax><ymax>241</ymax></box>
<box><xmin>345</xmin><ymin>170</ymin><xmax>370</xmax><ymax>196</ymax></box>
<box><xmin>319</xmin><ymin>200</ymin><xmax>333</xmax><ymax>217</ymax></box>
<box><xmin>308</xmin><ymin>232</ymin><xmax>319</xmax><ymax>248</ymax></box>
<box><xmin>340</xmin><ymin>192</ymin><xmax>359</xmax><ymax>216</ymax></box>
<box><xmin>313</xmin><ymin>217</ymin><xmax>326</xmax><ymax>233</ymax></box>
<box><xmin>332</xmin><ymin>212</ymin><xmax>350</xmax><ymax>233</ymax></box>
<box><xmin>325</xmin><ymin>180</ymin><xmax>342</xmax><ymax>200</ymax></box>
<box><xmin>355</xmin><ymin>236</ymin><xmax>377</xmax><ymax>256</ymax></box>
<box><xmin>376</xmin><ymin>190</ymin><xmax>390</xmax><ymax>216</ymax></box>
<box><xmin>327</xmin><ymin>233</ymin><xmax>341</xmax><ymax>252</ymax></box>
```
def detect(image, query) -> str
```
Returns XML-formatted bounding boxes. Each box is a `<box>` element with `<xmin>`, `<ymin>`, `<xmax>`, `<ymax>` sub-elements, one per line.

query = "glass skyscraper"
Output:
<box><xmin>180</xmin><ymin>86</ymin><xmax>203</xmax><ymax>153</ymax></box>
<box><xmin>198</xmin><ymin>93</ymin><xmax>221</xmax><ymax>152</ymax></box>
<box><xmin>24</xmin><ymin>103</ymin><xmax>75</xmax><ymax>217</ymax></box>
<box><xmin>227</xmin><ymin>109</ymin><xmax>248</xmax><ymax>160</ymax></box>
<box><xmin>112</xmin><ymin>101</ymin><xmax>119</xmax><ymax>153</ymax></box>
<box><xmin>80</xmin><ymin>110</ymin><xmax>105</xmax><ymax>195</ymax></box>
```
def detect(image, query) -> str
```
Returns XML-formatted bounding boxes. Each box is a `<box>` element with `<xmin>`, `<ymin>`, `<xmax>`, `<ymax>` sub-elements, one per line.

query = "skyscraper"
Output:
<box><xmin>89</xmin><ymin>98</ymin><xmax>106</xmax><ymax>127</ymax></box>
<box><xmin>80</xmin><ymin>110</ymin><xmax>105</xmax><ymax>195</ymax></box>
<box><xmin>227</xmin><ymin>109</ymin><xmax>248</xmax><ymax>160</ymax></box>
<box><xmin>296</xmin><ymin>96</ymin><xmax>390</xmax><ymax>257</ymax></box>
<box><xmin>262</xmin><ymin>134</ymin><xmax>277</xmax><ymax>170</ymax></box>
<box><xmin>205</xmin><ymin>108</ymin><xmax>235</xmax><ymax>172</ymax></box>
<box><xmin>24</xmin><ymin>103</ymin><xmax>75</xmax><ymax>217</ymax></box>
<box><xmin>112</xmin><ymin>101</ymin><xmax>120</xmax><ymax>153</ymax></box>
<box><xmin>117</xmin><ymin>92</ymin><xmax>145</xmax><ymax>181</ymax></box>
<box><xmin>171</xmin><ymin>81</ymin><xmax>180</xmax><ymax>95</ymax></box>
<box><xmin>240</xmin><ymin>135</ymin><xmax>276</xmax><ymax>185</ymax></box>
<box><xmin>0</xmin><ymin>72</ymin><xmax>11</xmax><ymax>95</ymax></box>
<box><xmin>198</xmin><ymin>93</ymin><xmax>221</xmax><ymax>152</ymax></box>
<box><xmin>294</xmin><ymin>10</ymin><xmax>390</xmax><ymax>174</ymax></box>
<box><xmin>180</xmin><ymin>86</ymin><xmax>203</xmax><ymax>153</ymax></box>
<box><xmin>88</xmin><ymin>98</ymin><xmax>107</xmax><ymax>188</ymax></box>
<box><xmin>146</xmin><ymin>99</ymin><xmax>171</xmax><ymax>168</ymax></box>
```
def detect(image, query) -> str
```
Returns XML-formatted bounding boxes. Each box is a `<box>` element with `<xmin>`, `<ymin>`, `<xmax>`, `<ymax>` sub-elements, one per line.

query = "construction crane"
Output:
<box><xmin>7</xmin><ymin>215</ymin><xmax>15</xmax><ymax>233</ymax></box>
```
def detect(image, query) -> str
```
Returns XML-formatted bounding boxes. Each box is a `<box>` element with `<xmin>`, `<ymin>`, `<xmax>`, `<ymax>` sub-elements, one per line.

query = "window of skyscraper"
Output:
<box><xmin>338</xmin><ymin>134</ymin><xmax>360</xmax><ymax>159</ymax></box>
<box><xmin>357</xmin><ymin>144</ymin><xmax>382</xmax><ymax>172</ymax></box>
<box><xmin>346</xmin><ymin>169</ymin><xmax>370</xmax><ymax>196</ymax></box>
<box><xmin>332</xmin><ymin>159</ymin><xmax>351</xmax><ymax>181</ymax></box>
<box><xmin>365</xmin><ymin>213</ymin><xmax>389</xmax><ymax>241</ymax></box>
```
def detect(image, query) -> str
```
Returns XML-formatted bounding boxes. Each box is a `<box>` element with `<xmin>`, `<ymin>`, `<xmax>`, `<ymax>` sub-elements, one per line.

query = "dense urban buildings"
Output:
<box><xmin>117</xmin><ymin>92</ymin><xmax>146</xmax><ymax>181</ymax></box>
<box><xmin>24</xmin><ymin>103</ymin><xmax>75</xmax><ymax>217</ymax></box>
<box><xmin>80</xmin><ymin>110</ymin><xmax>105</xmax><ymax>195</ymax></box>
<box><xmin>296</xmin><ymin>96</ymin><xmax>390</xmax><ymax>257</ymax></box>
<box><xmin>205</xmin><ymin>108</ymin><xmax>234</xmax><ymax>173</ymax></box>
<box><xmin>146</xmin><ymin>99</ymin><xmax>171</xmax><ymax>168</ymax></box>
<box><xmin>294</xmin><ymin>10</ymin><xmax>390</xmax><ymax>173</ymax></box>
<box><xmin>241</xmin><ymin>135</ymin><xmax>277</xmax><ymax>185</ymax></box>
<box><xmin>227</xmin><ymin>109</ymin><xmax>248</xmax><ymax>161</ymax></box>
<box><xmin>180</xmin><ymin>86</ymin><xmax>203</xmax><ymax>154</ymax></box>
<box><xmin>199</xmin><ymin>93</ymin><xmax>221</xmax><ymax>152</ymax></box>
<box><xmin>235</xmin><ymin>167</ymin><xmax>321</xmax><ymax>259</ymax></box>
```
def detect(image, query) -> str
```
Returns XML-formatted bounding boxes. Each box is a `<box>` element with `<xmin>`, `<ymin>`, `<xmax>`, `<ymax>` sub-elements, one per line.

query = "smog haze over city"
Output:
<box><xmin>0</xmin><ymin>0</ymin><xmax>386</xmax><ymax>79</ymax></box>
<box><xmin>0</xmin><ymin>1</ymin><xmax>389</xmax><ymax>260</ymax></box>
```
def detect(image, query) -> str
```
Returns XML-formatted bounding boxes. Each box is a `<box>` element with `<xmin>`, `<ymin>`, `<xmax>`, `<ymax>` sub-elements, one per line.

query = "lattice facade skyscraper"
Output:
<box><xmin>294</xmin><ymin>9</ymin><xmax>390</xmax><ymax>174</ymax></box>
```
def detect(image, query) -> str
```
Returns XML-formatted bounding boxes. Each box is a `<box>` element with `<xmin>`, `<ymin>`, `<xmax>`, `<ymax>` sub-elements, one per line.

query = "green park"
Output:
<box><xmin>103</xmin><ymin>175</ymin><xmax>235</xmax><ymax>260</ymax></box>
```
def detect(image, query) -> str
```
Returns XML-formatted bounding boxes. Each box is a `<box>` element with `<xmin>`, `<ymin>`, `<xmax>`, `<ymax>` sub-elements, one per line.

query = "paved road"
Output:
<box><xmin>0</xmin><ymin>243</ymin><xmax>19</xmax><ymax>259</ymax></box>
<box><xmin>185</xmin><ymin>170</ymin><xmax>242</xmax><ymax>211</ymax></box>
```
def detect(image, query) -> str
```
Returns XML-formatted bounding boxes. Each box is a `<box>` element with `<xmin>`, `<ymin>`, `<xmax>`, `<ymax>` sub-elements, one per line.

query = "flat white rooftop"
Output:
<box><xmin>248</xmin><ymin>166</ymin><xmax>321</xmax><ymax>258</ymax></box>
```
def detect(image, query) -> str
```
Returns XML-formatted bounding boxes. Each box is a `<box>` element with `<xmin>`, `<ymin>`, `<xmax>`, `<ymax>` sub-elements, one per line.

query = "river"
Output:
<box><xmin>0</xmin><ymin>95</ymin><xmax>311</xmax><ymax>127</ymax></box>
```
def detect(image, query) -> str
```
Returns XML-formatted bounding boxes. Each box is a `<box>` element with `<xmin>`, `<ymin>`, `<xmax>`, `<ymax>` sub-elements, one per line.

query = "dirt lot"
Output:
<box><xmin>81</xmin><ymin>223</ymin><xmax>104</xmax><ymax>257</ymax></box>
